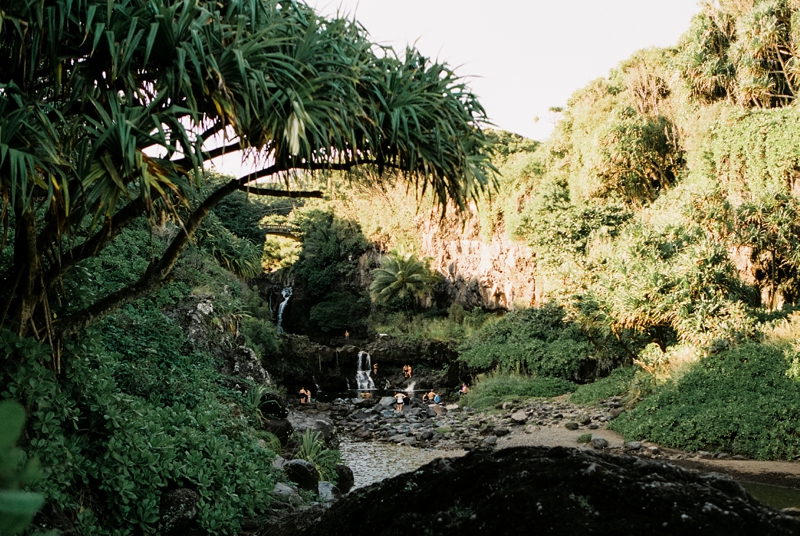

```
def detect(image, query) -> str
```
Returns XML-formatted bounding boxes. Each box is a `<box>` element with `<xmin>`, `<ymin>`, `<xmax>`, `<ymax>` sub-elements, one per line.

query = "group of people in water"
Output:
<box><xmin>297</xmin><ymin>363</ymin><xmax>469</xmax><ymax>405</ymax></box>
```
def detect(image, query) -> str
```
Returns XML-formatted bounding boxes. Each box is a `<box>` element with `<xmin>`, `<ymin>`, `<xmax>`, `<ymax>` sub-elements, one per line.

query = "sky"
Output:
<box><xmin>212</xmin><ymin>0</ymin><xmax>702</xmax><ymax>175</ymax></box>
<box><xmin>310</xmin><ymin>0</ymin><xmax>702</xmax><ymax>141</ymax></box>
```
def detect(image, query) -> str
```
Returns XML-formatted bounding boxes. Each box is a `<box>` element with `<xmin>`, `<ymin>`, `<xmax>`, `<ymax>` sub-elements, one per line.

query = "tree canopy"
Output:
<box><xmin>0</xmin><ymin>0</ymin><xmax>496</xmax><ymax>345</ymax></box>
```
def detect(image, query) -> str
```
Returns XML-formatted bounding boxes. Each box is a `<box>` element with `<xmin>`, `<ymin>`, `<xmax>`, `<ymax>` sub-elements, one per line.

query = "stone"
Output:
<box><xmin>510</xmin><ymin>410</ymin><xmax>528</xmax><ymax>423</ymax></box>
<box><xmin>524</xmin><ymin>424</ymin><xmax>540</xmax><ymax>434</ymax></box>
<box><xmin>159</xmin><ymin>488</ymin><xmax>200</xmax><ymax>535</ymax></box>
<box><xmin>261</xmin><ymin>417</ymin><xmax>294</xmax><ymax>445</ymax></box>
<box><xmin>647</xmin><ymin>446</ymin><xmax>660</xmax><ymax>455</ymax></box>
<box><xmin>273</xmin><ymin>482</ymin><xmax>302</xmax><ymax>504</ymax></box>
<box><xmin>587</xmin><ymin>424</ymin><xmax>599</xmax><ymax>430</ymax></box>
<box><xmin>272</xmin><ymin>456</ymin><xmax>286</xmax><ymax>469</ymax></box>
<box><xmin>445</xmin><ymin>404</ymin><xmax>459</xmax><ymax>411</ymax></box>
<box><xmin>624</xmin><ymin>441</ymin><xmax>642</xmax><ymax>451</ymax></box>
<box><xmin>698</xmin><ymin>451</ymin><xmax>712</xmax><ymax>459</ymax></box>
<box><xmin>318</xmin><ymin>481</ymin><xmax>342</xmax><ymax>502</ymax></box>
<box><xmin>380</xmin><ymin>396</ymin><xmax>396</xmax><ymax>408</ymax></box>
<box><xmin>335</xmin><ymin>464</ymin><xmax>355</xmax><ymax>493</ymax></box>
<box><xmin>430</xmin><ymin>404</ymin><xmax>447</xmax><ymax>416</ymax></box>
<box><xmin>483</xmin><ymin>435</ymin><xmax>498</xmax><ymax>446</ymax></box>
<box><xmin>564</xmin><ymin>422</ymin><xmax>579</xmax><ymax>431</ymax></box>
<box><xmin>259</xmin><ymin>391</ymin><xmax>289</xmax><ymax>419</ymax></box>
<box><xmin>591</xmin><ymin>437</ymin><xmax>608</xmax><ymax>449</ymax></box>
<box><xmin>284</xmin><ymin>459</ymin><xmax>320</xmax><ymax>494</ymax></box>
<box><xmin>493</xmin><ymin>427</ymin><xmax>510</xmax><ymax>437</ymax></box>
<box><xmin>266</xmin><ymin>446</ymin><xmax>800</xmax><ymax>535</ymax></box>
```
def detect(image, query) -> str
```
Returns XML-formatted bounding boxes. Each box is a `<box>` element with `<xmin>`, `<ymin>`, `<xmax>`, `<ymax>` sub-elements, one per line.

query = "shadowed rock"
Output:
<box><xmin>265</xmin><ymin>446</ymin><xmax>800</xmax><ymax>535</ymax></box>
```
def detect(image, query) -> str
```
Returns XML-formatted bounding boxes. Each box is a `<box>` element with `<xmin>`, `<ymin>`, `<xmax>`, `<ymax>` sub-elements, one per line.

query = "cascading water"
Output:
<box><xmin>276</xmin><ymin>287</ymin><xmax>292</xmax><ymax>334</ymax></box>
<box><xmin>356</xmin><ymin>351</ymin><xmax>376</xmax><ymax>393</ymax></box>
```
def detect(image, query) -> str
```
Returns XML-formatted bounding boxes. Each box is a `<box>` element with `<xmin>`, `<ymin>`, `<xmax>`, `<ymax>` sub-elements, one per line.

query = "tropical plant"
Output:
<box><xmin>369</xmin><ymin>250</ymin><xmax>436</xmax><ymax>306</ymax></box>
<box><xmin>0</xmin><ymin>400</ymin><xmax>44</xmax><ymax>535</ymax></box>
<box><xmin>0</xmin><ymin>0</ymin><xmax>496</xmax><ymax>349</ymax></box>
<box><xmin>293</xmin><ymin>431</ymin><xmax>340</xmax><ymax>483</ymax></box>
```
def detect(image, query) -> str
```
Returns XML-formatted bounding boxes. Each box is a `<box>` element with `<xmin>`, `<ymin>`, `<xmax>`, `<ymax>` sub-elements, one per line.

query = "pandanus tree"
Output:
<box><xmin>0</xmin><ymin>0</ymin><xmax>496</xmax><ymax>349</ymax></box>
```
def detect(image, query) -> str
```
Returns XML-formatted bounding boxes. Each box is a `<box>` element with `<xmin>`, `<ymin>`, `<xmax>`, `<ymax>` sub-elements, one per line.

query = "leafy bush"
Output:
<box><xmin>2</xmin><ymin>314</ymin><xmax>279</xmax><ymax>535</ymax></box>
<box><xmin>0</xmin><ymin>400</ymin><xmax>44</xmax><ymax>535</ymax></box>
<box><xmin>293</xmin><ymin>431</ymin><xmax>340</xmax><ymax>483</ymax></box>
<box><xmin>241</xmin><ymin>317</ymin><xmax>281</xmax><ymax>361</ymax></box>
<box><xmin>459</xmin><ymin>373</ymin><xmax>577</xmax><ymax>410</ymax></box>
<box><xmin>459</xmin><ymin>303</ymin><xmax>594</xmax><ymax>379</ymax></box>
<box><xmin>569</xmin><ymin>365</ymin><xmax>639</xmax><ymax>404</ymax></box>
<box><xmin>611</xmin><ymin>342</ymin><xmax>800</xmax><ymax>459</ymax></box>
<box><xmin>293</xmin><ymin>210</ymin><xmax>369</xmax><ymax>298</ymax></box>
<box><xmin>309</xmin><ymin>292</ymin><xmax>370</xmax><ymax>333</ymax></box>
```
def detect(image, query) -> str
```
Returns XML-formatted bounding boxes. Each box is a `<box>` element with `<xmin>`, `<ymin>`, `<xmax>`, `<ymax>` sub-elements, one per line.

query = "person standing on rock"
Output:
<box><xmin>459</xmin><ymin>383</ymin><xmax>469</xmax><ymax>396</ymax></box>
<box><xmin>395</xmin><ymin>392</ymin><xmax>406</xmax><ymax>412</ymax></box>
<box><xmin>299</xmin><ymin>387</ymin><xmax>311</xmax><ymax>404</ymax></box>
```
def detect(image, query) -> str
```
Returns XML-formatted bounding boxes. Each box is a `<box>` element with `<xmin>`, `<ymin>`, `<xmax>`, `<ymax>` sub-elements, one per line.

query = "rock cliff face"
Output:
<box><xmin>417</xmin><ymin>208</ymin><xmax>540</xmax><ymax>311</ymax></box>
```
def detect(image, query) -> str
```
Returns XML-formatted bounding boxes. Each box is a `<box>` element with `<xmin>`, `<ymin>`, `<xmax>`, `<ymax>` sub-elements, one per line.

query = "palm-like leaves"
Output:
<box><xmin>370</xmin><ymin>251</ymin><xmax>435</xmax><ymax>305</ymax></box>
<box><xmin>0</xmin><ymin>0</ymin><xmax>496</xmax><ymax>340</ymax></box>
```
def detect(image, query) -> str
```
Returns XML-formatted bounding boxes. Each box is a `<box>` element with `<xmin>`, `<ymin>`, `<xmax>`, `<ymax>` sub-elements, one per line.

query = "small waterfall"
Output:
<box><xmin>404</xmin><ymin>381</ymin><xmax>416</xmax><ymax>393</ymax></box>
<box><xmin>356</xmin><ymin>351</ymin><xmax>376</xmax><ymax>393</ymax></box>
<box><xmin>276</xmin><ymin>287</ymin><xmax>292</xmax><ymax>334</ymax></box>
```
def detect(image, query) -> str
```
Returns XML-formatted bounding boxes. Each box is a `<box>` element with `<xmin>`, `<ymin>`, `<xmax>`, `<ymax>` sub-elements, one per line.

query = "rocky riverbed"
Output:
<box><xmin>286</xmin><ymin>393</ymin><xmax>800</xmax><ymax>492</ymax></box>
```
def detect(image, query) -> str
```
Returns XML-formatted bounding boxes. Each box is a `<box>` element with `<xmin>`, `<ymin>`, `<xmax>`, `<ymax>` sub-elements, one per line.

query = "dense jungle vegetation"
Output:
<box><xmin>6</xmin><ymin>0</ymin><xmax>800</xmax><ymax>534</ymax></box>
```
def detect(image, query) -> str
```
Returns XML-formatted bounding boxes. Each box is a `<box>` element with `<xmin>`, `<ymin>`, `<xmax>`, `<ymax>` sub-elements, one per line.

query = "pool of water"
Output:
<box><xmin>739</xmin><ymin>481</ymin><xmax>800</xmax><ymax>509</ymax></box>
<box><xmin>339</xmin><ymin>436</ymin><xmax>466</xmax><ymax>490</ymax></box>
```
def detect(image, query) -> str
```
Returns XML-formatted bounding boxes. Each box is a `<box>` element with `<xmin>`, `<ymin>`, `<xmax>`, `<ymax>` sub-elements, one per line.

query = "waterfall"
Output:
<box><xmin>356</xmin><ymin>351</ymin><xmax>376</xmax><ymax>392</ymax></box>
<box><xmin>404</xmin><ymin>381</ymin><xmax>416</xmax><ymax>393</ymax></box>
<box><xmin>276</xmin><ymin>287</ymin><xmax>292</xmax><ymax>334</ymax></box>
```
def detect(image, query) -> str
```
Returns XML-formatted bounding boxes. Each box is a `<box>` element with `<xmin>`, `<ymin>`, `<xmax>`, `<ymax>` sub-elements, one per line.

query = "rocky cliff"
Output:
<box><xmin>417</xmin><ymin>206</ymin><xmax>539</xmax><ymax>311</ymax></box>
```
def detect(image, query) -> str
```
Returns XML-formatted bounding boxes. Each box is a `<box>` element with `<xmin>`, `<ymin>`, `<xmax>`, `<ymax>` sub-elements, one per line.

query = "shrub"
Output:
<box><xmin>459</xmin><ymin>303</ymin><xmax>594</xmax><ymax>379</ymax></box>
<box><xmin>460</xmin><ymin>373</ymin><xmax>577</xmax><ymax>410</ymax></box>
<box><xmin>569</xmin><ymin>365</ymin><xmax>639</xmax><ymax>405</ymax></box>
<box><xmin>610</xmin><ymin>342</ymin><xmax>800</xmax><ymax>460</ymax></box>
<box><xmin>309</xmin><ymin>292</ymin><xmax>370</xmax><ymax>333</ymax></box>
<box><xmin>293</xmin><ymin>431</ymin><xmax>340</xmax><ymax>483</ymax></box>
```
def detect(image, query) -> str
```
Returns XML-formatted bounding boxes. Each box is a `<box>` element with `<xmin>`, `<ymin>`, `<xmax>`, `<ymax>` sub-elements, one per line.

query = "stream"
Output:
<box><xmin>339</xmin><ymin>435</ymin><xmax>465</xmax><ymax>490</ymax></box>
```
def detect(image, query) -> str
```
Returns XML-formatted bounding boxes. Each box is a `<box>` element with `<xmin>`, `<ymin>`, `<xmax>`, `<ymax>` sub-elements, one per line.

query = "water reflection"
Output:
<box><xmin>339</xmin><ymin>436</ymin><xmax>465</xmax><ymax>490</ymax></box>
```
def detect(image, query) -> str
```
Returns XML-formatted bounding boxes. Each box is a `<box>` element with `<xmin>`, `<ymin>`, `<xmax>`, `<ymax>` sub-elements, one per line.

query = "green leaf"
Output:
<box><xmin>0</xmin><ymin>401</ymin><xmax>25</xmax><ymax>449</ymax></box>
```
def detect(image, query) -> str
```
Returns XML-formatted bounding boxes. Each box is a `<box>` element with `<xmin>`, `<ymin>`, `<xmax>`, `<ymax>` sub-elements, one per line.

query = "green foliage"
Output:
<box><xmin>370</xmin><ymin>306</ymin><xmax>495</xmax><ymax>344</ymax></box>
<box><xmin>569</xmin><ymin>365</ymin><xmax>639</xmax><ymax>405</ymax></box>
<box><xmin>293</xmin><ymin>431</ymin><xmax>340</xmax><ymax>483</ymax></box>
<box><xmin>611</xmin><ymin>342</ymin><xmax>800</xmax><ymax>459</ymax></box>
<box><xmin>2</xmin><ymin>310</ymin><xmax>279</xmax><ymax>535</ymax></box>
<box><xmin>0</xmin><ymin>400</ymin><xmax>44</xmax><ymax>535</ymax></box>
<box><xmin>459</xmin><ymin>304</ymin><xmax>595</xmax><ymax>379</ymax></box>
<box><xmin>241</xmin><ymin>317</ymin><xmax>281</xmax><ymax>361</ymax></box>
<box><xmin>293</xmin><ymin>210</ymin><xmax>369</xmax><ymax>298</ymax></box>
<box><xmin>196</xmin><ymin>213</ymin><xmax>263</xmax><ymax>279</ymax></box>
<box><xmin>370</xmin><ymin>250</ymin><xmax>436</xmax><ymax>307</ymax></box>
<box><xmin>459</xmin><ymin>373</ymin><xmax>577</xmax><ymax>410</ymax></box>
<box><xmin>576</xmin><ymin>433</ymin><xmax>593</xmax><ymax>444</ymax></box>
<box><xmin>309</xmin><ymin>292</ymin><xmax>370</xmax><ymax>333</ymax></box>
<box><xmin>676</xmin><ymin>0</ymin><xmax>800</xmax><ymax>107</ymax></box>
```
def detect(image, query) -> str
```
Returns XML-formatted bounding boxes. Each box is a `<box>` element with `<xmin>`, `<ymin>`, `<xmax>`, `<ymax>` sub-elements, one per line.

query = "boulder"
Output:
<box><xmin>510</xmin><ymin>410</ymin><xmax>528</xmax><ymax>424</ymax></box>
<box><xmin>273</xmin><ymin>482</ymin><xmax>303</xmax><ymax>504</ymax></box>
<box><xmin>266</xmin><ymin>446</ymin><xmax>800</xmax><ymax>535</ymax></box>
<box><xmin>379</xmin><ymin>396</ymin><xmax>396</xmax><ymax>408</ymax></box>
<box><xmin>493</xmin><ymin>427</ymin><xmax>510</xmax><ymax>437</ymax></box>
<box><xmin>284</xmin><ymin>459</ymin><xmax>320</xmax><ymax>494</ymax></box>
<box><xmin>158</xmin><ymin>488</ymin><xmax>200</xmax><ymax>535</ymax></box>
<box><xmin>591</xmin><ymin>437</ymin><xmax>608</xmax><ymax>449</ymax></box>
<box><xmin>318</xmin><ymin>481</ymin><xmax>342</xmax><ymax>502</ymax></box>
<box><xmin>261</xmin><ymin>417</ymin><xmax>294</xmax><ymax>445</ymax></box>
<box><xmin>335</xmin><ymin>464</ymin><xmax>355</xmax><ymax>494</ymax></box>
<box><xmin>259</xmin><ymin>391</ymin><xmax>289</xmax><ymax>419</ymax></box>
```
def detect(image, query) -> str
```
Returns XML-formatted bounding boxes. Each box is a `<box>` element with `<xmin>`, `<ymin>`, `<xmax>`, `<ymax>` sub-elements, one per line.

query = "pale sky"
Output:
<box><xmin>213</xmin><ymin>0</ymin><xmax>701</xmax><ymax>175</ymax></box>
<box><xmin>311</xmin><ymin>0</ymin><xmax>702</xmax><ymax>141</ymax></box>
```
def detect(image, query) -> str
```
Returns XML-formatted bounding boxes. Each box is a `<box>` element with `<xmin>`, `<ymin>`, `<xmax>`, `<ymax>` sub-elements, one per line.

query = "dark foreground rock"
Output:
<box><xmin>264</xmin><ymin>446</ymin><xmax>800</xmax><ymax>535</ymax></box>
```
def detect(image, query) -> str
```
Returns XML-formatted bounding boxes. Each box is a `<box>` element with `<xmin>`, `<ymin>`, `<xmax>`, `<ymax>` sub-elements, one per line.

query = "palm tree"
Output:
<box><xmin>370</xmin><ymin>251</ymin><xmax>435</xmax><ymax>307</ymax></box>
<box><xmin>0</xmin><ymin>0</ymin><xmax>497</xmax><ymax>344</ymax></box>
